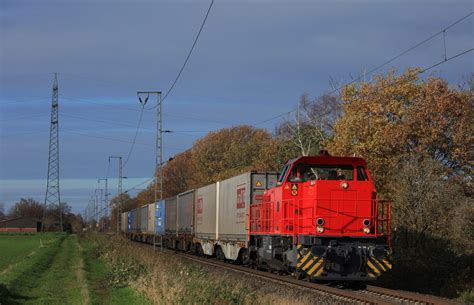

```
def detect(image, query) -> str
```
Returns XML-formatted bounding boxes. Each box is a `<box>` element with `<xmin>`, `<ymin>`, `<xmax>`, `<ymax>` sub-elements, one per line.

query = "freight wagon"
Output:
<box><xmin>124</xmin><ymin>172</ymin><xmax>277</xmax><ymax>259</ymax></box>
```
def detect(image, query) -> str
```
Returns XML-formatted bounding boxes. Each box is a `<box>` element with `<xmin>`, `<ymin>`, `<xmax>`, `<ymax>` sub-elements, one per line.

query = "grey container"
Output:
<box><xmin>177</xmin><ymin>190</ymin><xmax>194</xmax><ymax>234</ymax></box>
<box><xmin>165</xmin><ymin>196</ymin><xmax>177</xmax><ymax>234</ymax></box>
<box><xmin>130</xmin><ymin>208</ymin><xmax>138</xmax><ymax>232</ymax></box>
<box><xmin>120</xmin><ymin>212</ymin><xmax>128</xmax><ymax>232</ymax></box>
<box><xmin>131</xmin><ymin>205</ymin><xmax>148</xmax><ymax>233</ymax></box>
<box><xmin>218</xmin><ymin>172</ymin><xmax>277</xmax><ymax>241</ymax></box>
<box><xmin>195</xmin><ymin>183</ymin><xmax>217</xmax><ymax>239</ymax></box>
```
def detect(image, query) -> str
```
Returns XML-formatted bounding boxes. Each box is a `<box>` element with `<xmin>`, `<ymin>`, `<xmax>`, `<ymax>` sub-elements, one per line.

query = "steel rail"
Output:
<box><xmin>174</xmin><ymin>252</ymin><xmax>390</xmax><ymax>305</ymax></box>
<box><xmin>365</xmin><ymin>285</ymin><xmax>460</xmax><ymax>305</ymax></box>
<box><xmin>131</xmin><ymin>238</ymin><xmax>459</xmax><ymax>305</ymax></box>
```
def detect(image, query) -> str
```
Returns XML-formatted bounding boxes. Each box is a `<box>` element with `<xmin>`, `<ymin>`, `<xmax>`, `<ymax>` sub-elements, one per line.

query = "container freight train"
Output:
<box><xmin>122</xmin><ymin>155</ymin><xmax>392</xmax><ymax>282</ymax></box>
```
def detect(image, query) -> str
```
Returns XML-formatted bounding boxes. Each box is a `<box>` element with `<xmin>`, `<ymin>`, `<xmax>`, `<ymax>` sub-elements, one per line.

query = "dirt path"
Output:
<box><xmin>75</xmin><ymin>237</ymin><xmax>90</xmax><ymax>305</ymax></box>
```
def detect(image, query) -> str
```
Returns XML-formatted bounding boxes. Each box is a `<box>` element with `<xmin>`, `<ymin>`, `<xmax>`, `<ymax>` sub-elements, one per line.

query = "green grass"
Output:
<box><xmin>0</xmin><ymin>233</ymin><xmax>67</xmax><ymax>304</ymax></box>
<box><xmin>80</xmin><ymin>233</ymin><xmax>150</xmax><ymax>305</ymax></box>
<box><xmin>0</xmin><ymin>233</ymin><xmax>151</xmax><ymax>305</ymax></box>
<box><xmin>0</xmin><ymin>233</ymin><xmax>60</xmax><ymax>272</ymax></box>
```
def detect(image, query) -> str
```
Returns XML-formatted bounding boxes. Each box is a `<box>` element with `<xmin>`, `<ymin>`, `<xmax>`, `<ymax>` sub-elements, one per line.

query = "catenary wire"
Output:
<box><xmin>123</xmin><ymin>105</ymin><xmax>146</xmax><ymax>168</ymax></box>
<box><xmin>148</xmin><ymin>0</ymin><xmax>215</xmax><ymax>109</ymax></box>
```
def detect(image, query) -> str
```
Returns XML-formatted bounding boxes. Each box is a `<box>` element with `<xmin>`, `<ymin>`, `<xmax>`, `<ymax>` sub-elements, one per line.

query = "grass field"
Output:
<box><xmin>0</xmin><ymin>233</ymin><xmax>149</xmax><ymax>305</ymax></box>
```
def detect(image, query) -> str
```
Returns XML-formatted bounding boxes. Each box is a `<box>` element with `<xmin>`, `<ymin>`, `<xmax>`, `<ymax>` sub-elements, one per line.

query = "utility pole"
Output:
<box><xmin>137</xmin><ymin>91</ymin><xmax>163</xmax><ymax>204</ymax></box>
<box><xmin>137</xmin><ymin>91</ymin><xmax>162</xmax><ymax>250</ymax></box>
<box><xmin>43</xmin><ymin>72</ymin><xmax>62</xmax><ymax>232</ymax></box>
<box><xmin>90</xmin><ymin>196</ymin><xmax>96</xmax><ymax>226</ymax></box>
<box><xmin>94</xmin><ymin>189</ymin><xmax>103</xmax><ymax>227</ymax></box>
<box><xmin>109</xmin><ymin>156</ymin><xmax>123</xmax><ymax>234</ymax></box>
<box><xmin>98</xmin><ymin>178</ymin><xmax>108</xmax><ymax>229</ymax></box>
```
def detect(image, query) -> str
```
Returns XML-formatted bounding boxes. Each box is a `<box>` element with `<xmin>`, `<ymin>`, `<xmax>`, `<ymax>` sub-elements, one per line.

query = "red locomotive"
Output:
<box><xmin>249</xmin><ymin>154</ymin><xmax>392</xmax><ymax>281</ymax></box>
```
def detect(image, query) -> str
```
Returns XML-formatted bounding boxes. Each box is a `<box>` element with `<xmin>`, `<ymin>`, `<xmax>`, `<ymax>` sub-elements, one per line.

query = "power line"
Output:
<box><xmin>61</xmin><ymin>113</ymin><xmax>153</xmax><ymax>130</ymax></box>
<box><xmin>420</xmin><ymin>48</ymin><xmax>473</xmax><ymax>73</ymax></box>
<box><xmin>329</xmin><ymin>11</ymin><xmax>474</xmax><ymax>94</ymax></box>
<box><xmin>0</xmin><ymin>113</ymin><xmax>50</xmax><ymax>122</ymax></box>
<box><xmin>61</xmin><ymin>130</ymin><xmax>187</xmax><ymax>151</ymax></box>
<box><xmin>61</xmin><ymin>130</ymin><xmax>154</xmax><ymax>146</ymax></box>
<box><xmin>0</xmin><ymin>97</ymin><xmax>51</xmax><ymax>105</ymax></box>
<box><xmin>250</xmin><ymin>12</ymin><xmax>474</xmax><ymax>128</ymax></box>
<box><xmin>60</xmin><ymin>96</ymin><xmax>142</xmax><ymax>112</ymax></box>
<box><xmin>149</xmin><ymin>0</ymin><xmax>215</xmax><ymax>109</ymax></box>
<box><xmin>124</xmin><ymin>177</ymin><xmax>155</xmax><ymax>193</ymax></box>
<box><xmin>123</xmin><ymin>105</ymin><xmax>146</xmax><ymax>168</ymax></box>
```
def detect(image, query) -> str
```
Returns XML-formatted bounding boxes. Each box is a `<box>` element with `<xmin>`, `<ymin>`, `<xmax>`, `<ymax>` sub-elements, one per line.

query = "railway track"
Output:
<box><xmin>167</xmin><ymin>250</ymin><xmax>458</xmax><ymax>305</ymax></box>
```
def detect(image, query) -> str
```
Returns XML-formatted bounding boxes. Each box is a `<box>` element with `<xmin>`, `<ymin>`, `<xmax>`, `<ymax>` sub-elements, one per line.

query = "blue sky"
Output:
<box><xmin>1</xmin><ymin>0</ymin><xmax>472</xmax><ymax>214</ymax></box>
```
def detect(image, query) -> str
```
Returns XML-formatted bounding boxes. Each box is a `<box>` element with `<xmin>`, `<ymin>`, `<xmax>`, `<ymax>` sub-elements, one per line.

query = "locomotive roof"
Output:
<box><xmin>286</xmin><ymin>155</ymin><xmax>367</xmax><ymax>166</ymax></box>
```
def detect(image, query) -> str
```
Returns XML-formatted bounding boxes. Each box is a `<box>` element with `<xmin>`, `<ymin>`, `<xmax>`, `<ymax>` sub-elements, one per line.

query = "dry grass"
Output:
<box><xmin>94</xmin><ymin>234</ymin><xmax>346</xmax><ymax>305</ymax></box>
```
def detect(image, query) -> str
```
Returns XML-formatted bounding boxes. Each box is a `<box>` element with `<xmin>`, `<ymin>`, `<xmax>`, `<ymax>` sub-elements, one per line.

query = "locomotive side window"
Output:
<box><xmin>357</xmin><ymin>166</ymin><xmax>369</xmax><ymax>181</ymax></box>
<box><xmin>288</xmin><ymin>164</ymin><xmax>354</xmax><ymax>182</ymax></box>
<box><xmin>277</xmin><ymin>165</ymin><xmax>289</xmax><ymax>184</ymax></box>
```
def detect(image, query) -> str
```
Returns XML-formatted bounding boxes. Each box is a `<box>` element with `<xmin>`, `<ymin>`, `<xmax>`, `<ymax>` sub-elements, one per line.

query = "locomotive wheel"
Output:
<box><xmin>240</xmin><ymin>249</ymin><xmax>250</xmax><ymax>265</ymax></box>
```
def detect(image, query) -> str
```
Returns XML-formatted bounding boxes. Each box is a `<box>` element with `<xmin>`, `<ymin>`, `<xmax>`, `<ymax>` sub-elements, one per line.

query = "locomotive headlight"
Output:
<box><xmin>340</xmin><ymin>182</ymin><xmax>349</xmax><ymax>189</ymax></box>
<box><xmin>363</xmin><ymin>227</ymin><xmax>371</xmax><ymax>234</ymax></box>
<box><xmin>317</xmin><ymin>226</ymin><xmax>325</xmax><ymax>233</ymax></box>
<box><xmin>363</xmin><ymin>219</ymin><xmax>371</xmax><ymax>227</ymax></box>
<box><xmin>316</xmin><ymin>218</ymin><xmax>325</xmax><ymax>226</ymax></box>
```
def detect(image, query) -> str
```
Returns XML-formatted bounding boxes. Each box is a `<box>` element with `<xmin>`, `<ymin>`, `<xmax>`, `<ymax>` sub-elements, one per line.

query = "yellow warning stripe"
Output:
<box><xmin>381</xmin><ymin>259</ymin><xmax>392</xmax><ymax>269</ymax></box>
<box><xmin>297</xmin><ymin>252</ymin><xmax>312</xmax><ymax>268</ymax></box>
<box><xmin>371</xmin><ymin>257</ymin><xmax>387</xmax><ymax>272</ymax></box>
<box><xmin>308</xmin><ymin>258</ymin><xmax>324</xmax><ymax>276</ymax></box>
<box><xmin>315</xmin><ymin>264</ymin><xmax>325</xmax><ymax>276</ymax></box>
<box><xmin>302</xmin><ymin>257</ymin><xmax>316</xmax><ymax>270</ymax></box>
<box><xmin>367</xmin><ymin>271</ymin><xmax>377</xmax><ymax>278</ymax></box>
<box><xmin>367</xmin><ymin>259</ymin><xmax>381</xmax><ymax>275</ymax></box>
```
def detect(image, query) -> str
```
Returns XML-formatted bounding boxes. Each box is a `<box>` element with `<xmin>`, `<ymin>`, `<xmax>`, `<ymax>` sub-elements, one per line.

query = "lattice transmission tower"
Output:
<box><xmin>43</xmin><ymin>73</ymin><xmax>62</xmax><ymax>232</ymax></box>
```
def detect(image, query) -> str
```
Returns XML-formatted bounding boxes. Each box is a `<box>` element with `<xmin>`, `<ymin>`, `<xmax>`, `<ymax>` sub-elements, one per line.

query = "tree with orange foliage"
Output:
<box><xmin>189</xmin><ymin>125</ymin><xmax>280</xmax><ymax>188</ymax></box>
<box><xmin>327</xmin><ymin>69</ymin><xmax>473</xmax><ymax>297</ymax></box>
<box><xmin>327</xmin><ymin>69</ymin><xmax>473</xmax><ymax>192</ymax></box>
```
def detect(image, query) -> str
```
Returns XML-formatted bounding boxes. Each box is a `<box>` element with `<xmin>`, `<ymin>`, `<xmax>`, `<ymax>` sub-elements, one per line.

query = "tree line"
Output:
<box><xmin>109</xmin><ymin>69</ymin><xmax>472</xmax><ymax>299</ymax></box>
<box><xmin>2</xmin><ymin>198</ymin><xmax>83</xmax><ymax>233</ymax></box>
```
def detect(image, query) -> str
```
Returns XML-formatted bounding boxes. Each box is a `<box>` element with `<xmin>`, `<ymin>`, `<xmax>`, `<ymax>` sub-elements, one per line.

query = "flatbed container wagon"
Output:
<box><xmin>194</xmin><ymin>171</ymin><xmax>277</xmax><ymax>260</ymax></box>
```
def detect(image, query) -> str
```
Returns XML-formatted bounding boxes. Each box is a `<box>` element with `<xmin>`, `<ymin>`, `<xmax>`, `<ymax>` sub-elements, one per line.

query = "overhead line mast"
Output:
<box><xmin>43</xmin><ymin>73</ymin><xmax>62</xmax><ymax>232</ymax></box>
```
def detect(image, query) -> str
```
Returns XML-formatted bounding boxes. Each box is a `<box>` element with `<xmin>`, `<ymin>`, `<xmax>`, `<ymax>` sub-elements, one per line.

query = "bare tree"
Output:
<box><xmin>276</xmin><ymin>93</ymin><xmax>341</xmax><ymax>156</ymax></box>
<box><xmin>0</xmin><ymin>202</ymin><xmax>5</xmax><ymax>220</ymax></box>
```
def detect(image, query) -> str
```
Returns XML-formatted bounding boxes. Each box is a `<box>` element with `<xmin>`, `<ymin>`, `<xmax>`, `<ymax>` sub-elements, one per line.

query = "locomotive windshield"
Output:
<box><xmin>288</xmin><ymin>164</ymin><xmax>354</xmax><ymax>182</ymax></box>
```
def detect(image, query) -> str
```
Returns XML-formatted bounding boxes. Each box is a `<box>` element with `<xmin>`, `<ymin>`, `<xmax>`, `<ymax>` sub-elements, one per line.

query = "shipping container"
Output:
<box><xmin>131</xmin><ymin>205</ymin><xmax>148</xmax><ymax>233</ymax></box>
<box><xmin>178</xmin><ymin>190</ymin><xmax>194</xmax><ymax>234</ymax></box>
<box><xmin>139</xmin><ymin>205</ymin><xmax>148</xmax><ymax>232</ymax></box>
<box><xmin>156</xmin><ymin>200</ymin><xmax>165</xmax><ymax>235</ymax></box>
<box><xmin>130</xmin><ymin>208</ymin><xmax>138</xmax><ymax>232</ymax></box>
<box><xmin>120</xmin><ymin>212</ymin><xmax>128</xmax><ymax>232</ymax></box>
<box><xmin>165</xmin><ymin>197</ymin><xmax>177</xmax><ymax>234</ymax></box>
<box><xmin>147</xmin><ymin>203</ymin><xmax>156</xmax><ymax>234</ymax></box>
<box><xmin>218</xmin><ymin>172</ymin><xmax>278</xmax><ymax>241</ymax></box>
<box><xmin>195</xmin><ymin>183</ymin><xmax>217</xmax><ymax>239</ymax></box>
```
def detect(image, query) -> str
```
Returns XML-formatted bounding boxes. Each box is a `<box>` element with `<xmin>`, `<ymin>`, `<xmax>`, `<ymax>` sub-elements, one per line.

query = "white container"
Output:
<box><xmin>195</xmin><ymin>183</ymin><xmax>217</xmax><ymax>240</ymax></box>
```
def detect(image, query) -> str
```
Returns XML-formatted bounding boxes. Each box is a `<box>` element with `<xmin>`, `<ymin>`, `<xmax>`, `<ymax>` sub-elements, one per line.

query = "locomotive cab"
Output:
<box><xmin>249</xmin><ymin>155</ymin><xmax>392</xmax><ymax>281</ymax></box>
